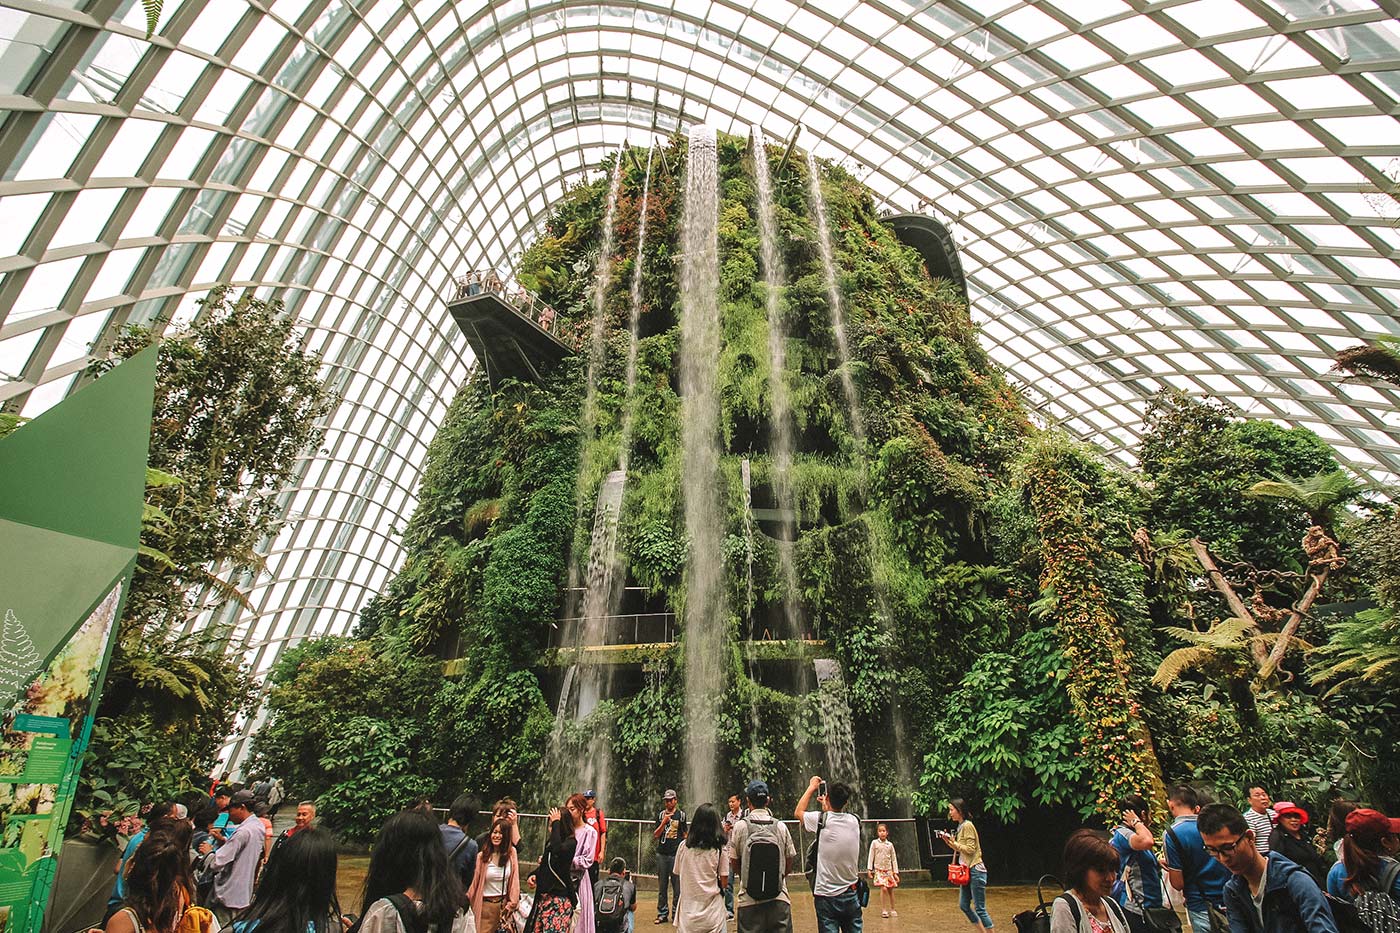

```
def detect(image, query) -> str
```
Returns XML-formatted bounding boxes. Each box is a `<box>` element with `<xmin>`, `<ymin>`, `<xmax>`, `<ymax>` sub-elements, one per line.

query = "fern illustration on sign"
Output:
<box><xmin>0</xmin><ymin>610</ymin><xmax>42</xmax><ymax>701</ymax></box>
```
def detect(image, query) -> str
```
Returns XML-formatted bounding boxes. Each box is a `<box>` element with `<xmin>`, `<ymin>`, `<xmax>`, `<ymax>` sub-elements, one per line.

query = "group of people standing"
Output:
<box><xmin>1046</xmin><ymin>784</ymin><xmax>1400</xmax><ymax>933</ymax></box>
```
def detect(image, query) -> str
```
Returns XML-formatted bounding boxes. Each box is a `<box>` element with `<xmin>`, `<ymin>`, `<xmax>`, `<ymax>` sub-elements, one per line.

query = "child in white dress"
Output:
<box><xmin>867</xmin><ymin>823</ymin><xmax>900</xmax><ymax>918</ymax></box>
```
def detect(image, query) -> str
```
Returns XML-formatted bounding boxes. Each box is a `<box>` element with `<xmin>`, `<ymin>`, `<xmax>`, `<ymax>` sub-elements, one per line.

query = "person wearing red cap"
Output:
<box><xmin>1325</xmin><ymin>808</ymin><xmax>1400</xmax><ymax>911</ymax></box>
<box><xmin>1269</xmin><ymin>803</ymin><xmax>1328</xmax><ymax>888</ymax></box>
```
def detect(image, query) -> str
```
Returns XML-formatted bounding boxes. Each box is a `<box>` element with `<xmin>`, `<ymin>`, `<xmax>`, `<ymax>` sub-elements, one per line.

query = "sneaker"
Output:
<box><xmin>655</xmin><ymin>919</ymin><xmax>666</xmax><ymax>925</ymax></box>
<box><xmin>890</xmin><ymin>911</ymin><xmax>898</xmax><ymax>918</ymax></box>
<box><xmin>881</xmin><ymin>912</ymin><xmax>889</xmax><ymax>919</ymax></box>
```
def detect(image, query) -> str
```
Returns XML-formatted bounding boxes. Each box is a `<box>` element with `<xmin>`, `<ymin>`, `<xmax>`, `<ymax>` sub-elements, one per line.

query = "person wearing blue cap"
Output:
<box><xmin>730</xmin><ymin>780</ymin><xmax>797</xmax><ymax>933</ymax></box>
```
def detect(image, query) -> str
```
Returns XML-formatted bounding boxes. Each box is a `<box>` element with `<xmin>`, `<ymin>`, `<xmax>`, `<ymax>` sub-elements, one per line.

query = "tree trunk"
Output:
<box><xmin>1189</xmin><ymin>538</ymin><xmax>1269</xmax><ymax>668</ymax></box>
<box><xmin>1255</xmin><ymin>567</ymin><xmax>1329</xmax><ymax>685</ymax></box>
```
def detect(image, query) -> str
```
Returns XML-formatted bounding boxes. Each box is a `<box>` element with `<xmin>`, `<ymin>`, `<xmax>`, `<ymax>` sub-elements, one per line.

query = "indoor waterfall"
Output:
<box><xmin>679</xmin><ymin>126</ymin><xmax>726</xmax><ymax>806</ymax></box>
<box><xmin>752</xmin><ymin>126</ymin><xmax>803</xmax><ymax>640</ymax></box>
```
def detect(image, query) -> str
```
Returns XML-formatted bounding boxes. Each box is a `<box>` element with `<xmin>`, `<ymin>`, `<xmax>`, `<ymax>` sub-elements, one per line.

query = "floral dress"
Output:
<box><xmin>868</xmin><ymin>838</ymin><xmax>899</xmax><ymax>889</ymax></box>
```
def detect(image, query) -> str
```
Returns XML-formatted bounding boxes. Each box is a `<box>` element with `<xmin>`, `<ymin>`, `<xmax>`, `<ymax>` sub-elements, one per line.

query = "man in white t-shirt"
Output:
<box><xmin>1243</xmin><ymin>785</ymin><xmax>1276</xmax><ymax>855</ymax></box>
<box><xmin>795</xmin><ymin>775</ymin><xmax>862</xmax><ymax>933</ymax></box>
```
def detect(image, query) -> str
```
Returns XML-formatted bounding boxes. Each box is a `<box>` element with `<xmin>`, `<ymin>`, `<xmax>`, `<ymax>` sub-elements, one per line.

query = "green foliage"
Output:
<box><xmin>1139</xmin><ymin>393</ymin><xmax>1341</xmax><ymax>570</ymax></box>
<box><xmin>315</xmin><ymin>717</ymin><xmax>436</xmax><ymax>838</ymax></box>
<box><xmin>1020</xmin><ymin>434</ymin><xmax>1167</xmax><ymax>822</ymax></box>
<box><xmin>920</xmin><ymin>627</ymin><xmax>1092</xmax><ymax>821</ymax></box>
<box><xmin>75</xmin><ymin>285</ymin><xmax>327</xmax><ymax>827</ymax></box>
<box><xmin>247</xmin><ymin>636</ymin><xmax>442</xmax><ymax>839</ymax></box>
<box><xmin>1310</xmin><ymin>608</ymin><xmax>1400</xmax><ymax>697</ymax></box>
<box><xmin>97</xmin><ymin>286</ymin><xmax>332</xmax><ymax>632</ymax></box>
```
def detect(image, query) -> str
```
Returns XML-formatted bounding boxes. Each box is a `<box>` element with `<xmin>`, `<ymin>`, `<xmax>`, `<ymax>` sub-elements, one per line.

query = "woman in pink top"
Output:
<box><xmin>568</xmin><ymin>793</ymin><xmax>598</xmax><ymax>933</ymax></box>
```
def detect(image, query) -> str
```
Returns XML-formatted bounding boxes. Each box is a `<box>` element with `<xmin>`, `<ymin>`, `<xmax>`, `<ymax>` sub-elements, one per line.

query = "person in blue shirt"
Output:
<box><xmin>1111</xmin><ymin>794</ymin><xmax>1163</xmax><ymax>924</ymax></box>
<box><xmin>1325</xmin><ymin>808</ymin><xmax>1400</xmax><ymax>903</ymax></box>
<box><xmin>209</xmin><ymin>785</ymin><xmax>234</xmax><ymax>840</ymax></box>
<box><xmin>1199</xmin><ymin>804</ymin><xmax>1337</xmax><ymax>933</ymax></box>
<box><xmin>1164</xmin><ymin>786</ymin><xmax>1232</xmax><ymax>933</ymax></box>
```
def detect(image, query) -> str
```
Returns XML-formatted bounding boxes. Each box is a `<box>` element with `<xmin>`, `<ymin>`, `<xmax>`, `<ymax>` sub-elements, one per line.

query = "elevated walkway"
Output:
<box><xmin>542</xmin><ymin>637</ymin><xmax>832</xmax><ymax>668</ymax></box>
<box><xmin>882</xmin><ymin>213</ymin><xmax>969</xmax><ymax>307</ymax></box>
<box><xmin>445</xmin><ymin>272</ymin><xmax>578</xmax><ymax>387</ymax></box>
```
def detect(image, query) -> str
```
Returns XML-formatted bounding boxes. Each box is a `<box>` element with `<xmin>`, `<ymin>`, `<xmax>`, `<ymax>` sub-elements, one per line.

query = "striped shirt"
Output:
<box><xmin>1244</xmin><ymin>807</ymin><xmax>1275</xmax><ymax>855</ymax></box>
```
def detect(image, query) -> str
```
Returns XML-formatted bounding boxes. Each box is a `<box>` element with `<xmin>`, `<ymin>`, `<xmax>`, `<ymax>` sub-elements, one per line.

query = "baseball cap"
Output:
<box><xmin>1345</xmin><ymin>808</ymin><xmax>1399</xmax><ymax>839</ymax></box>
<box><xmin>1272</xmin><ymin>801</ymin><xmax>1308</xmax><ymax>824</ymax></box>
<box><xmin>662</xmin><ymin>789</ymin><xmax>677</xmax><ymax>800</ymax></box>
<box><xmin>745</xmin><ymin>780</ymin><xmax>770</xmax><ymax>800</ymax></box>
<box><xmin>583</xmin><ymin>790</ymin><xmax>596</xmax><ymax>799</ymax></box>
<box><xmin>229</xmin><ymin>790</ymin><xmax>256</xmax><ymax>808</ymax></box>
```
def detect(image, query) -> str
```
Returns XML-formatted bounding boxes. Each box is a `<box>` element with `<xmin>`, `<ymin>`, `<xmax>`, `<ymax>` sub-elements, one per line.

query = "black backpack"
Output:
<box><xmin>804</xmin><ymin>812</ymin><xmax>827</xmax><ymax>891</ymax></box>
<box><xmin>596</xmin><ymin>876</ymin><xmax>629</xmax><ymax>928</ymax></box>
<box><xmin>1013</xmin><ymin>875</ymin><xmax>1062</xmax><ymax>933</ymax></box>
<box><xmin>743</xmin><ymin>817</ymin><xmax>785</xmax><ymax>902</ymax></box>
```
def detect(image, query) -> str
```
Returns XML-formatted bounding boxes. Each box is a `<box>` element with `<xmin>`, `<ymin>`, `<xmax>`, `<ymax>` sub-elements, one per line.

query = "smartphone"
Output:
<box><xmin>818</xmin><ymin>780</ymin><xmax>828</xmax><ymax>799</ymax></box>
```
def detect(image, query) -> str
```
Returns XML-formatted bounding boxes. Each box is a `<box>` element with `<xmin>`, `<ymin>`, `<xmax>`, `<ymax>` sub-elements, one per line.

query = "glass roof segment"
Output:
<box><xmin>3</xmin><ymin>0</ymin><xmax>1400</xmax><ymax>757</ymax></box>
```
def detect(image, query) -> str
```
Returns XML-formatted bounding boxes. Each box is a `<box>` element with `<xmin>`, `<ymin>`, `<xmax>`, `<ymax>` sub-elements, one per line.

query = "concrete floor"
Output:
<box><xmin>335</xmin><ymin>857</ymin><xmax>1069</xmax><ymax>933</ymax></box>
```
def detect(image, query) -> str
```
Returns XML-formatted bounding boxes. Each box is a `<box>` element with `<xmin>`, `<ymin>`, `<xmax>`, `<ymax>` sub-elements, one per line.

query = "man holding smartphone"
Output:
<box><xmin>653</xmin><ymin>789</ymin><xmax>687</xmax><ymax>924</ymax></box>
<box><xmin>796</xmin><ymin>776</ymin><xmax>862</xmax><ymax>933</ymax></box>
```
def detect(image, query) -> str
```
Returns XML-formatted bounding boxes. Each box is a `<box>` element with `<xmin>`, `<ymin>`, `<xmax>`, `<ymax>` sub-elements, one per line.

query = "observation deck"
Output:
<box><xmin>882</xmin><ymin>213</ymin><xmax>969</xmax><ymax>307</ymax></box>
<box><xmin>445</xmin><ymin>272</ymin><xmax>579</xmax><ymax>387</ymax></box>
<box><xmin>538</xmin><ymin>600</ymin><xmax>831</xmax><ymax>669</ymax></box>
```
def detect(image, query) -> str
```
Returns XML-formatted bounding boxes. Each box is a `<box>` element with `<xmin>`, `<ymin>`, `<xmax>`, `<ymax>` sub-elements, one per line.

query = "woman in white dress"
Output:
<box><xmin>674</xmin><ymin>804</ymin><xmax>728</xmax><ymax>933</ymax></box>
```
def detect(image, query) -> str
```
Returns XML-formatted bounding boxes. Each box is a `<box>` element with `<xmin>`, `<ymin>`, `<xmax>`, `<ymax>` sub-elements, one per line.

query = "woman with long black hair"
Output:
<box><xmin>105</xmin><ymin>821</ymin><xmax>215</xmax><ymax>933</ymax></box>
<box><xmin>358</xmin><ymin>809</ymin><xmax>468</xmax><ymax>933</ymax></box>
<box><xmin>939</xmin><ymin>799</ymin><xmax>994</xmax><ymax>933</ymax></box>
<box><xmin>674</xmin><ymin>803</ymin><xmax>727</xmax><ymax>933</ymax></box>
<box><xmin>523</xmin><ymin>806</ymin><xmax>578</xmax><ymax>933</ymax></box>
<box><xmin>233</xmin><ymin>827</ymin><xmax>341</xmax><ymax>933</ymax></box>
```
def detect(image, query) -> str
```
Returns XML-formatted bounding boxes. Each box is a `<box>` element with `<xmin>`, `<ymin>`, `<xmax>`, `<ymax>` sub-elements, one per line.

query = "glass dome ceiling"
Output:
<box><xmin>3</xmin><ymin>0</ymin><xmax>1399</xmax><ymax>754</ymax></box>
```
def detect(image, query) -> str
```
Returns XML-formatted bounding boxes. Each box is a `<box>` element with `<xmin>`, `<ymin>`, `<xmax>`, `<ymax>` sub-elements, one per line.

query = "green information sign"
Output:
<box><xmin>0</xmin><ymin>348</ymin><xmax>156</xmax><ymax>933</ymax></box>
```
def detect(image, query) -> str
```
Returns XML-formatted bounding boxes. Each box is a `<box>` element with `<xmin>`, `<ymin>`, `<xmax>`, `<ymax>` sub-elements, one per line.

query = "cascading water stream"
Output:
<box><xmin>814</xmin><ymin>659</ymin><xmax>865</xmax><ymax>815</ymax></box>
<box><xmin>806</xmin><ymin>152</ymin><xmax>866</xmax><ymax>448</ymax></box>
<box><xmin>752</xmin><ymin>126</ymin><xmax>802</xmax><ymax>640</ymax></box>
<box><xmin>679</xmin><ymin>126</ymin><xmax>726</xmax><ymax>805</ymax></box>
<box><xmin>548</xmin><ymin>155</ymin><xmax>626</xmax><ymax>800</ymax></box>
<box><xmin>617</xmin><ymin>146</ymin><xmax>654</xmax><ymax>479</ymax></box>
<box><xmin>805</xmin><ymin>150</ymin><xmax>915</xmax><ymax>804</ymax></box>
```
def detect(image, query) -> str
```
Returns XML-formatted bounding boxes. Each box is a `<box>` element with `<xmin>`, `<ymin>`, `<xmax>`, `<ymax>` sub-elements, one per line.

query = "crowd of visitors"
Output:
<box><xmin>94</xmin><ymin>776</ymin><xmax>1400</xmax><ymax>933</ymax></box>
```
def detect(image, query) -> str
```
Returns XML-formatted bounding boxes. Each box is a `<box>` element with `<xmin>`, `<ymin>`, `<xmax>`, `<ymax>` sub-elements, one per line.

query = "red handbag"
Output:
<box><xmin>948</xmin><ymin>863</ymin><xmax>971</xmax><ymax>886</ymax></box>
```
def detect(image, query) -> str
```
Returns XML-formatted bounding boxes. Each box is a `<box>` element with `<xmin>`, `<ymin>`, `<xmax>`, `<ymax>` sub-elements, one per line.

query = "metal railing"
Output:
<box><xmin>550</xmin><ymin>612</ymin><xmax>679</xmax><ymax>649</ymax></box>
<box><xmin>450</xmin><ymin>271</ymin><xmax>581</xmax><ymax>349</ymax></box>
<box><xmin>442</xmin><ymin>811</ymin><xmax>935</xmax><ymax>881</ymax></box>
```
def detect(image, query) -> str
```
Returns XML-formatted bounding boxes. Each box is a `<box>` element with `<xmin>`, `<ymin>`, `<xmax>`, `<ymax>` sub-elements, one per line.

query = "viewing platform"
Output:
<box><xmin>445</xmin><ymin>271</ymin><xmax>580</xmax><ymax>387</ymax></box>
<box><xmin>882</xmin><ymin>213</ymin><xmax>969</xmax><ymax>307</ymax></box>
<box><xmin>537</xmin><ymin>606</ymin><xmax>831</xmax><ymax>668</ymax></box>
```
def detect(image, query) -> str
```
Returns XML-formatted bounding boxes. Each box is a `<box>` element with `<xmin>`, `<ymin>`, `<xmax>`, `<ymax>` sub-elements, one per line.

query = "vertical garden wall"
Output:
<box><xmin>249</xmin><ymin>134</ymin><xmax>1399</xmax><ymax>848</ymax></box>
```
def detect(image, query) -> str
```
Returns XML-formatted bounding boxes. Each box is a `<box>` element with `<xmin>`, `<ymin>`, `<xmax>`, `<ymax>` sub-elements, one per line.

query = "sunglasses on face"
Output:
<box><xmin>1204</xmin><ymin>833</ymin><xmax>1252</xmax><ymax>857</ymax></box>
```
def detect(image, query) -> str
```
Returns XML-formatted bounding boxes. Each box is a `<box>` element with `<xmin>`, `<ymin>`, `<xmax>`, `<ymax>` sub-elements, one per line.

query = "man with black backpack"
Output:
<box><xmin>595</xmin><ymin>857</ymin><xmax>638</xmax><ymax>933</ymax></box>
<box><xmin>730</xmin><ymin>780</ymin><xmax>797</xmax><ymax>933</ymax></box>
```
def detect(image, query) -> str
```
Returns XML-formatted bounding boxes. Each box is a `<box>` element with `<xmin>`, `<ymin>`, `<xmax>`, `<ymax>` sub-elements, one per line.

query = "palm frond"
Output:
<box><xmin>1333</xmin><ymin>335</ymin><xmax>1400</xmax><ymax>387</ymax></box>
<box><xmin>141</xmin><ymin>0</ymin><xmax>163</xmax><ymax>37</ymax></box>
<box><xmin>1245</xmin><ymin>471</ymin><xmax>1360</xmax><ymax>525</ymax></box>
<box><xmin>1153</xmin><ymin>646</ymin><xmax>1216</xmax><ymax>688</ymax></box>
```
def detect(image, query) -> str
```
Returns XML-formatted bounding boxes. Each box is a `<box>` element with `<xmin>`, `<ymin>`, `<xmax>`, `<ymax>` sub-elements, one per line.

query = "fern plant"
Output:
<box><xmin>1310</xmin><ymin>607</ymin><xmax>1400</xmax><ymax>697</ymax></box>
<box><xmin>1152</xmin><ymin>617</ymin><xmax>1295</xmax><ymax>688</ymax></box>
